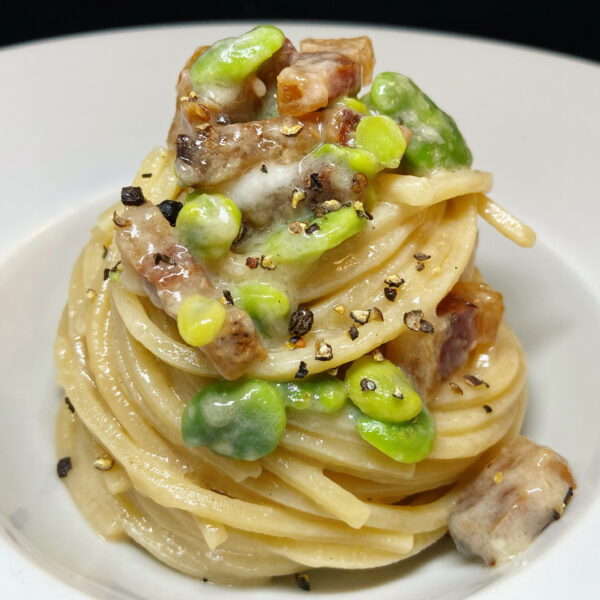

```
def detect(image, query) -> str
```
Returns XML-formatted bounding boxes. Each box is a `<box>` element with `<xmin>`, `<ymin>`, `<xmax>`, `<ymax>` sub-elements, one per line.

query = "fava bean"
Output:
<box><xmin>176</xmin><ymin>192</ymin><xmax>241</xmax><ymax>262</ymax></box>
<box><xmin>354</xmin><ymin>115</ymin><xmax>407</xmax><ymax>169</ymax></box>
<box><xmin>177</xmin><ymin>294</ymin><xmax>226</xmax><ymax>347</ymax></box>
<box><xmin>190</xmin><ymin>25</ymin><xmax>284</xmax><ymax>88</ymax></box>
<box><xmin>365</xmin><ymin>72</ymin><xmax>472</xmax><ymax>173</ymax></box>
<box><xmin>182</xmin><ymin>379</ymin><xmax>286</xmax><ymax>461</ymax></box>
<box><xmin>345</xmin><ymin>355</ymin><xmax>421</xmax><ymax>423</ymax></box>
<box><xmin>310</xmin><ymin>143</ymin><xmax>380</xmax><ymax>179</ymax></box>
<box><xmin>351</xmin><ymin>404</ymin><xmax>436</xmax><ymax>463</ymax></box>
<box><xmin>275</xmin><ymin>374</ymin><xmax>347</xmax><ymax>413</ymax></box>
<box><xmin>235</xmin><ymin>283</ymin><xmax>290</xmax><ymax>337</ymax></box>
<box><xmin>264</xmin><ymin>206</ymin><xmax>365</xmax><ymax>265</ymax></box>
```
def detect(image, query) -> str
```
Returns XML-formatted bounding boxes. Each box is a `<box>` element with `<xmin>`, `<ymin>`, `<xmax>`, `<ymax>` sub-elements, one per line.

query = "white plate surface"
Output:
<box><xmin>0</xmin><ymin>22</ymin><xmax>599</xmax><ymax>600</ymax></box>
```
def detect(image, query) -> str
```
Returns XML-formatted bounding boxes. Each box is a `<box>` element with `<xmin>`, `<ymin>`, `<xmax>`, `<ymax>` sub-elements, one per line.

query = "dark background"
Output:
<box><xmin>1</xmin><ymin>0</ymin><xmax>599</xmax><ymax>64</ymax></box>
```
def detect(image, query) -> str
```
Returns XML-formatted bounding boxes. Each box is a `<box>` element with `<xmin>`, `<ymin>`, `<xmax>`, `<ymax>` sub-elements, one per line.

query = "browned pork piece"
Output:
<box><xmin>387</xmin><ymin>280</ymin><xmax>504</xmax><ymax>396</ymax></box>
<box><xmin>113</xmin><ymin>200</ymin><xmax>266</xmax><ymax>380</ymax></box>
<box><xmin>277</xmin><ymin>52</ymin><xmax>362</xmax><ymax>116</ymax></box>
<box><xmin>174</xmin><ymin>105</ymin><xmax>364</xmax><ymax>188</ymax></box>
<box><xmin>448</xmin><ymin>436</ymin><xmax>575</xmax><ymax>565</ymax></box>
<box><xmin>300</xmin><ymin>36</ymin><xmax>375</xmax><ymax>85</ymax></box>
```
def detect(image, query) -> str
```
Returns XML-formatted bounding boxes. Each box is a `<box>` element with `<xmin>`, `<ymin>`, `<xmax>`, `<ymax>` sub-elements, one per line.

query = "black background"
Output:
<box><xmin>1</xmin><ymin>0</ymin><xmax>599</xmax><ymax>64</ymax></box>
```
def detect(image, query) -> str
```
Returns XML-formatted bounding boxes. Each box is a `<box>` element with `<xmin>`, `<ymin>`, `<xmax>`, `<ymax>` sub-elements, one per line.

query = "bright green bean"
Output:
<box><xmin>354</xmin><ymin>115</ymin><xmax>407</xmax><ymax>169</ymax></box>
<box><xmin>182</xmin><ymin>379</ymin><xmax>286</xmax><ymax>461</ymax></box>
<box><xmin>176</xmin><ymin>192</ymin><xmax>241</xmax><ymax>262</ymax></box>
<box><xmin>345</xmin><ymin>355</ymin><xmax>421</xmax><ymax>423</ymax></box>
<box><xmin>177</xmin><ymin>294</ymin><xmax>226</xmax><ymax>347</ymax></box>
<box><xmin>351</xmin><ymin>404</ymin><xmax>436</xmax><ymax>463</ymax></box>
<box><xmin>235</xmin><ymin>283</ymin><xmax>290</xmax><ymax>337</ymax></box>
<box><xmin>264</xmin><ymin>206</ymin><xmax>365</xmax><ymax>265</ymax></box>
<box><xmin>190</xmin><ymin>25</ymin><xmax>284</xmax><ymax>88</ymax></box>
<box><xmin>275</xmin><ymin>374</ymin><xmax>347</xmax><ymax>413</ymax></box>
<box><xmin>310</xmin><ymin>143</ymin><xmax>380</xmax><ymax>178</ymax></box>
<box><xmin>364</xmin><ymin>72</ymin><xmax>472</xmax><ymax>173</ymax></box>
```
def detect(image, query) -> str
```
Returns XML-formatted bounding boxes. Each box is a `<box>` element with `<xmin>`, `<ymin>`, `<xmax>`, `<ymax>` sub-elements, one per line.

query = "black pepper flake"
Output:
<box><xmin>348</xmin><ymin>324</ymin><xmax>359</xmax><ymax>340</ymax></box>
<box><xmin>289</xmin><ymin>306</ymin><xmax>314</xmax><ymax>337</ymax></box>
<box><xmin>360</xmin><ymin>378</ymin><xmax>377</xmax><ymax>391</ymax></box>
<box><xmin>551</xmin><ymin>508</ymin><xmax>561</xmax><ymax>521</ymax></box>
<box><xmin>563</xmin><ymin>487</ymin><xmax>574</xmax><ymax>505</ymax></box>
<box><xmin>350</xmin><ymin>309</ymin><xmax>371</xmax><ymax>325</ymax></box>
<box><xmin>404</xmin><ymin>310</ymin><xmax>434</xmax><ymax>333</ymax></box>
<box><xmin>384</xmin><ymin>275</ymin><xmax>404</xmax><ymax>288</ymax></box>
<box><xmin>351</xmin><ymin>172</ymin><xmax>367</xmax><ymax>194</ymax></box>
<box><xmin>463</xmin><ymin>374</ymin><xmax>490</xmax><ymax>388</ymax></box>
<box><xmin>112</xmin><ymin>212</ymin><xmax>132</xmax><ymax>227</ymax></box>
<box><xmin>483</xmin><ymin>404</ymin><xmax>493</xmax><ymax>413</ymax></box>
<box><xmin>245</xmin><ymin>256</ymin><xmax>259</xmax><ymax>269</ymax></box>
<box><xmin>392</xmin><ymin>387</ymin><xmax>404</xmax><ymax>399</ymax></box>
<box><xmin>415</xmin><ymin>261</ymin><xmax>425</xmax><ymax>272</ymax></box>
<box><xmin>356</xmin><ymin>209</ymin><xmax>374</xmax><ymax>220</ymax></box>
<box><xmin>141</xmin><ymin>172</ymin><xmax>152</xmax><ymax>178</ymax></box>
<box><xmin>384</xmin><ymin>287</ymin><xmax>397</xmax><ymax>302</ymax></box>
<box><xmin>308</xmin><ymin>172</ymin><xmax>323</xmax><ymax>192</ymax></box>
<box><xmin>305</xmin><ymin>223</ymin><xmax>320</xmax><ymax>235</ymax></box>
<box><xmin>448</xmin><ymin>382</ymin><xmax>463</xmax><ymax>395</ymax></box>
<box><xmin>157</xmin><ymin>200</ymin><xmax>183</xmax><ymax>227</ymax></box>
<box><xmin>103</xmin><ymin>268</ymin><xmax>111</xmax><ymax>281</ymax></box>
<box><xmin>102</xmin><ymin>245</ymin><xmax>108</xmax><ymax>259</ymax></box>
<box><xmin>260</xmin><ymin>163</ymin><xmax>268</xmax><ymax>173</ymax></box>
<box><xmin>295</xmin><ymin>361</ymin><xmax>309</xmax><ymax>379</ymax></box>
<box><xmin>64</xmin><ymin>397</ymin><xmax>75</xmax><ymax>413</ymax></box>
<box><xmin>419</xmin><ymin>320</ymin><xmax>434</xmax><ymax>333</ymax></box>
<box><xmin>222</xmin><ymin>290</ymin><xmax>234</xmax><ymax>305</ymax></box>
<box><xmin>154</xmin><ymin>252</ymin><xmax>175</xmax><ymax>266</ymax></box>
<box><xmin>120</xmin><ymin>186</ymin><xmax>146</xmax><ymax>206</ymax></box>
<box><xmin>57</xmin><ymin>457</ymin><xmax>72</xmax><ymax>478</ymax></box>
<box><xmin>294</xmin><ymin>573</ymin><xmax>311</xmax><ymax>591</ymax></box>
<box><xmin>232</xmin><ymin>219</ymin><xmax>247</xmax><ymax>246</ymax></box>
<box><xmin>413</xmin><ymin>252</ymin><xmax>431</xmax><ymax>261</ymax></box>
<box><xmin>202</xmin><ymin>577</ymin><xmax>209</xmax><ymax>583</ymax></box>
<box><xmin>315</xmin><ymin>339</ymin><xmax>333</xmax><ymax>361</ymax></box>
<box><xmin>371</xmin><ymin>307</ymin><xmax>384</xmax><ymax>322</ymax></box>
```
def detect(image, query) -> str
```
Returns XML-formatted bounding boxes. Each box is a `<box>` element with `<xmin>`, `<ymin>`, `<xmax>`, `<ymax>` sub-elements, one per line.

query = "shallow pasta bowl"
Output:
<box><xmin>0</xmin><ymin>21</ymin><xmax>599</xmax><ymax>600</ymax></box>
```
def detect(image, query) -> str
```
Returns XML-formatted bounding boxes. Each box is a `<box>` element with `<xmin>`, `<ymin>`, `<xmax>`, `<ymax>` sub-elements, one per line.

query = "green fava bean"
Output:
<box><xmin>345</xmin><ymin>355</ymin><xmax>421</xmax><ymax>423</ymax></box>
<box><xmin>310</xmin><ymin>143</ymin><xmax>380</xmax><ymax>179</ymax></box>
<box><xmin>352</xmin><ymin>404</ymin><xmax>436</xmax><ymax>463</ymax></box>
<box><xmin>264</xmin><ymin>206</ymin><xmax>365</xmax><ymax>265</ymax></box>
<box><xmin>176</xmin><ymin>192</ymin><xmax>241</xmax><ymax>262</ymax></box>
<box><xmin>190</xmin><ymin>25</ymin><xmax>284</xmax><ymax>88</ymax></box>
<box><xmin>235</xmin><ymin>283</ymin><xmax>290</xmax><ymax>337</ymax></box>
<box><xmin>182</xmin><ymin>379</ymin><xmax>286</xmax><ymax>461</ymax></box>
<box><xmin>275</xmin><ymin>374</ymin><xmax>347</xmax><ymax>413</ymax></box>
<box><xmin>354</xmin><ymin>115</ymin><xmax>407</xmax><ymax>169</ymax></box>
<box><xmin>365</xmin><ymin>72</ymin><xmax>472</xmax><ymax>173</ymax></box>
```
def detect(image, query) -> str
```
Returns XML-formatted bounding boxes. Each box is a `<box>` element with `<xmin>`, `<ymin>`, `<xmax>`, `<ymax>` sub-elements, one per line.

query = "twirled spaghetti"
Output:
<box><xmin>54</xmin><ymin>27</ymin><xmax>570</xmax><ymax>586</ymax></box>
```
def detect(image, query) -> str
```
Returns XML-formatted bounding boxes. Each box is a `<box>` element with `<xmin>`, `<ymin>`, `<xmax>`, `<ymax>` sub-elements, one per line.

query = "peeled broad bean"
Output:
<box><xmin>275</xmin><ymin>374</ymin><xmax>347</xmax><ymax>413</ymax></box>
<box><xmin>354</xmin><ymin>115</ymin><xmax>407</xmax><ymax>169</ymax></box>
<box><xmin>176</xmin><ymin>192</ymin><xmax>241</xmax><ymax>262</ymax></box>
<box><xmin>345</xmin><ymin>355</ymin><xmax>421</xmax><ymax>423</ymax></box>
<box><xmin>182</xmin><ymin>379</ymin><xmax>286</xmax><ymax>461</ymax></box>
<box><xmin>177</xmin><ymin>294</ymin><xmax>226</xmax><ymax>347</ymax></box>
<box><xmin>235</xmin><ymin>283</ymin><xmax>290</xmax><ymax>337</ymax></box>
<box><xmin>264</xmin><ymin>206</ymin><xmax>365</xmax><ymax>265</ymax></box>
<box><xmin>351</xmin><ymin>404</ymin><xmax>436</xmax><ymax>463</ymax></box>
<box><xmin>190</xmin><ymin>25</ymin><xmax>284</xmax><ymax>88</ymax></box>
<box><xmin>365</xmin><ymin>71</ymin><xmax>472</xmax><ymax>173</ymax></box>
